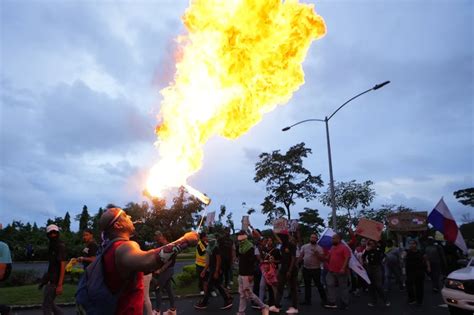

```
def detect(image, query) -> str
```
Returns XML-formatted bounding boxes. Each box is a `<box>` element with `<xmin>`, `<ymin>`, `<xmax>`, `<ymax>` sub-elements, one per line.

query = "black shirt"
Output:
<box><xmin>82</xmin><ymin>241</ymin><xmax>98</xmax><ymax>268</ymax></box>
<box><xmin>238</xmin><ymin>247</ymin><xmax>256</xmax><ymax>276</ymax></box>
<box><xmin>279</xmin><ymin>243</ymin><xmax>296</xmax><ymax>274</ymax></box>
<box><xmin>405</xmin><ymin>250</ymin><xmax>425</xmax><ymax>274</ymax></box>
<box><xmin>47</xmin><ymin>240</ymin><xmax>66</xmax><ymax>285</ymax></box>
<box><xmin>362</xmin><ymin>248</ymin><xmax>385</xmax><ymax>266</ymax></box>
<box><xmin>209</xmin><ymin>246</ymin><xmax>221</xmax><ymax>272</ymax></box>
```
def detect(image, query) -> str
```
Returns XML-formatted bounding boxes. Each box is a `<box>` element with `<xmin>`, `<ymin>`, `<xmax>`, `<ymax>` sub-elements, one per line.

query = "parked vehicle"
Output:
<box><xmin>442</xmin><ymin>258</ymin><xmax>474</xmax><ymax>314</ymax></box>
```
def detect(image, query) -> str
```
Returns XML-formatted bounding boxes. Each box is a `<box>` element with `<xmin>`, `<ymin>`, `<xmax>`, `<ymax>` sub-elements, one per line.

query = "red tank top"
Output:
<box><xmin>103</xmin><ymin>241</ymin><xmax>144</xmax><ymax>315</ymax></box>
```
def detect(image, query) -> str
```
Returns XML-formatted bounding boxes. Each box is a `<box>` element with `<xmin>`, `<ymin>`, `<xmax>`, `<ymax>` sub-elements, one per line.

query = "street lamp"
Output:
<box><xmin>282</xmin><ymin>81</ymin><xmax>390</xmax><ymax>231</ymax></box>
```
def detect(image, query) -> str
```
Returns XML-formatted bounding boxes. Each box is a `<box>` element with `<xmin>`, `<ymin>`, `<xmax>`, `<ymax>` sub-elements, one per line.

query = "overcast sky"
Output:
<box><xmin>1</xmin><ymin>0</ymin><xmax>472</xmax><ymax>230</ymax></box>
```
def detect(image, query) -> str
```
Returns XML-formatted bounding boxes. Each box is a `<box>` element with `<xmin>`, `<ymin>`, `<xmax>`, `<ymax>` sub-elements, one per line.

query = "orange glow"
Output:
<box><xmin>147</xmin><ymin>0</ymin><xmax>326</xmax><ymax>196</ymax></box>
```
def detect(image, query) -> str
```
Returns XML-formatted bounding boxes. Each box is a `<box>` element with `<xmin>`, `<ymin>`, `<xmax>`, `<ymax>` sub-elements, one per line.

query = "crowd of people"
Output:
<box><xmin>0</xmin><ymin>207</ymin><xmax>467</xmax><ymax>315</ymax></box>
<box><xmin>192</xmin><ymin>226</ymin><xmax>464</xmax><ymax>314</ymax></box>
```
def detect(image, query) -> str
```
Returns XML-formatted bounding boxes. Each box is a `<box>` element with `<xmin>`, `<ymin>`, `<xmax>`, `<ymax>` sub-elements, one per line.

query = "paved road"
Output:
<box><xmin>11</xmin><ymin>280</ymin><xmax>449</xmax><ymax>315</ymax></box>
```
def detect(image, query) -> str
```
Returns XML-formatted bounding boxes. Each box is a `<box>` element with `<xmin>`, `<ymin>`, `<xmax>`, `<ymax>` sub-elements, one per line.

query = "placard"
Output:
<box><xmin>387</xmin><ymin>212</ymin><xmax>428</xmax><ymax>232</ymax></box>
<box><xmin>241</xmin><ymin>215</ymin><xmax>250</xmax><ymax>231</ymax></box>
<box><xmin>355</xmin><ymin>218</ymin><xmax>384</xmax><ymax>241</ymax></box>
<box><xmin>273</xmin><ymin>218</ymin><xmax>288</xmax><ymax>233</ymax></box>
<box><xmin>205</xmin><ymin>211</ymin><xmax>216</xmax><ymax>227</ymax></box>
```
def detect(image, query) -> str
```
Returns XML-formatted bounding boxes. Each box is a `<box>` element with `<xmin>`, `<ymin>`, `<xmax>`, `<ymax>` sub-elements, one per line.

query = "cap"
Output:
<box><xmin>46</xmin><ymin>224</ymin><xmax>60</xmax><ymax>233</ymax></box>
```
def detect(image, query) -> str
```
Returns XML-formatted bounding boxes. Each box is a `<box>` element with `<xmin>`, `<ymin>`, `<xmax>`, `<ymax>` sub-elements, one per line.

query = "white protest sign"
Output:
<box><xmin>273</xmin><ymin>218</ymin><xmax>288</xmax><ymax>233</ymax></box>
<box><xmin>206</xmin><ymin>211</ymin><xmax>216</xmax><ymax>227</ymax></box>
<box><xmin>241</xmin><ymin>215</ymin><xmax>250</xmax><ymax>231</ymax></box>
<box><xmin>289</xmin><ymin>219</ymin><xmax>299</xmax><ymax>232</ymax></box>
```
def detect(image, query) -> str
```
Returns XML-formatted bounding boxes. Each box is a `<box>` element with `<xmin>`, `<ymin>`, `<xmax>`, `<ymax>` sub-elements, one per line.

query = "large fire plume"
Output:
<box><xmin>147</xmin><ymin>0</ymin><xmax>326</xmax><ymax>197</ymax></box>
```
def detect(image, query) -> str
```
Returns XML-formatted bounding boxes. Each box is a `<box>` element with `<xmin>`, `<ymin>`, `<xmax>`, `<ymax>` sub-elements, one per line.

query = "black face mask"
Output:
<box><xmin>310</xmin><ymin>241</ymin><xmax>317</xmax><ymax>245</ymax></box>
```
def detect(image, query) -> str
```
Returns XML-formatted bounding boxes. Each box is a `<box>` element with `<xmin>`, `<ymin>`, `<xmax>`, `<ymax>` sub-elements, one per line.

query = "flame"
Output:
<box><xmin>147</xmin><ymin>0</ymin><xmax>326</xmax><ymax>196</ymax></box>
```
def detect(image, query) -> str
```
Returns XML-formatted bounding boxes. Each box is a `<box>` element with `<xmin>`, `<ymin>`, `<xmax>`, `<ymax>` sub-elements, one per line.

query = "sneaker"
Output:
<box><xmin>261</xmin><ymin>305</ymin><xmax>270</xmax><ymax>315</ymax></box>
<box><xmin>385</xmin><ymin>301</ymin><xmax>391</xmax><ymax>307</ymax></box>
<box><xmin>152</xmin><ymin>311</ymin><xmax>161</xmax><ymax>315</ymax></box>
<box><xmin>220</xmin><ymin>300</ymin><xmax>233</xmax><ymax>310</ymax></box>
<box><xmin>323</xmin><ymin>303</ymin><xmax>337</xmax><ymax>309</ymax></box>
<box><xmin>367</xmin><ymin>303</ymin><xmax>375</xmax><ymax>307</ymax></box>
<box><xmin>268</xmin><ymin>305</ymin><xmax>280</xmax><ymax>313</ymax></box>
<box><xmin>166</xmin><ymin>309</ymin><xmax>177</xmax><ymax>315</ymax></box>
<box><xmin>194</xmin><ymin>302</ymin><xmax>208</xmax><ymax>310</ymax></box>
<box><xmin>200</xmin><ymin>290</ymin><xmax>205</xmax><ymax>295</ymax></box>
<box><xmin>408</xmin><ymin>300</ymin><xmax>416</xmax><ymax>305</ymax></box>
<box><xmin>252</xmin><ymin>304</ymin><xmax>261</xmax><ymax>309</ymax></box>
<box><xmin>286</xmin><ymin>307</ymin><xmax>299</xmax><ymax>314</ymax></box>
<box><xmin>211</xmin><ymin>291</ymin><xmax>217</xmax><ymax>297</ymax></box>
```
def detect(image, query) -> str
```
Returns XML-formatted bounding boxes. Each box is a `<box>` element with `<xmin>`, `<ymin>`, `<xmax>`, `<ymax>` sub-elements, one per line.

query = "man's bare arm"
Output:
<box><xmin>116</xmin><ymin>241</ymin><xmax>160</xmax><ymax>275</ymax></box>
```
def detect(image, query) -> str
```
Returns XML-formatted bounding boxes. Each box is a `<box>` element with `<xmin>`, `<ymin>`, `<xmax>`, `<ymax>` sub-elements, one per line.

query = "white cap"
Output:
<box><xmin>46</xmin><ymin>224</ymin><xmax>60</xmax><ymax>233</ymax></box>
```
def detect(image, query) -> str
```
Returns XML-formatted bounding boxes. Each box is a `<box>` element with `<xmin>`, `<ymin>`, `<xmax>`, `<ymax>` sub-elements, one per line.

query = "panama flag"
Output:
<box><xmin>318</xmin><ymin>228</ymin><xmax>371</xmax><ymax>284</ymax></box>
<box><xmin>428</xmin><ymin>198</ymin><xmax>467</xmax><ymax>254</ymax></box>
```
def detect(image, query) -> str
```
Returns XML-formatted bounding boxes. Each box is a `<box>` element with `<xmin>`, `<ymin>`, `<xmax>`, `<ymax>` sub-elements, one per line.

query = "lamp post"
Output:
<box><xmin>282</xmin><ymin>81</ymin><xmax>390</xmax><ymax>231</ymax></box>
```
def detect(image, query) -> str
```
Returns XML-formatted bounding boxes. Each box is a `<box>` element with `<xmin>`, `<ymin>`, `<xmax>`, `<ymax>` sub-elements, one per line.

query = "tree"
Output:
<box><xmin>320</xmin><ymin>180</ymin><xmax>375</xmax><ymax>227</ymax></box>
<box><xmin>454</xmin><ymin>188</ymin><xmax>474</xmax><ymax>207</ymax></box>
<box><xmin>62</xmin><ymin>212</ymin><xmax>71</xmax><ymax>232</ymax></box>
<box><xmin>254</xmin><ymin>142</ymin><xmax>323</xmax><ymax>221</ymax></box>
<box><xmin>76</xmin><ymin>205</ymin><xmax>91</xmax><ymax>231</ymax></box>
<box><xmin>226</xmin><ymin>212</ymin><xmax>235</xmax><ymax>235</ymax></box>
<box><xmin>298</xmin><ymin>208</ymin><xmax>325</xmax><ymax>236</ymax></box>
<box><xmin>327</xmin><ymin>213</ymin><xmax>358</xmax><ymax>239</ymax></box>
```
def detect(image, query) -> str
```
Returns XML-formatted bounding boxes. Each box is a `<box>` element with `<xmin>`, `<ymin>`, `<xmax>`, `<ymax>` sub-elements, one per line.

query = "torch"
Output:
<box><xmin>182</xmin><ymin>184</ymin><xmax>211</xmax><ymax>233</ymax></box>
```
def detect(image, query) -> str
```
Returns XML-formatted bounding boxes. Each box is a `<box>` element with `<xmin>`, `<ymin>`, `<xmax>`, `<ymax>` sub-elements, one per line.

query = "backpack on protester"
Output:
<box><xmin>75</xmin><ymin>237</ymin><xmax>128</xmax><ymax>315</ymax></box>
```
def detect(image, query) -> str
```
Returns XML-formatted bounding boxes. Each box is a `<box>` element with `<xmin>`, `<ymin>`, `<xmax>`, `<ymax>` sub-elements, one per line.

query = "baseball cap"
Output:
<box><xmin>46</xmin><ymin>224</ymin><xmax>60</xmax><ymax>233</ymax></box>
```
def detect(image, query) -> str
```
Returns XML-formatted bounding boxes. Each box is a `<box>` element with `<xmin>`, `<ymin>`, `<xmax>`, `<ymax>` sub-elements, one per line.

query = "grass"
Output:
<box><xmin>0</xmin><ymin>284</ymin><xmax>77</xmax><ymax>305</ymax></box>
<box><xmin>0</xmin><ymin>273</ymin><xmax>239</xmax><ymax>305</ymax></box>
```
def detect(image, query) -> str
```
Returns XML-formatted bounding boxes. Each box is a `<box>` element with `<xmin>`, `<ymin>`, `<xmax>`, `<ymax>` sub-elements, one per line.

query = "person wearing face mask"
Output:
<box><xmin>298</xmin><ymin>233</ymin><xmax>327</xmax><ymax>306</ymax></box>
<box><xmin>42</xmin><ymin>224</ymin><xmax>67</xmax><ymax>315</ymax></box>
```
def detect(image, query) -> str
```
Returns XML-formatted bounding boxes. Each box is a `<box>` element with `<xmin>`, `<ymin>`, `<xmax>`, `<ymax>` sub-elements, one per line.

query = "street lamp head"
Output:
<box><xmin>373</xmin><ymin>80</ymin><xmax>390</xmax><ymax>90</ymax></box>
<box><xmin>282</xmin><ymin>126</ymin><xmax>291</xmax><ymax>131</ymax></box>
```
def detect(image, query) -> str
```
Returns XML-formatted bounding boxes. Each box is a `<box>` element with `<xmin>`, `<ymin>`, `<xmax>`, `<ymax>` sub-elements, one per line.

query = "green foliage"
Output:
<box><xmin>454</xmin><ymin>188</ymin><xmax>474</xmax><ymax>207</ymax></box>
<box><xmin>0</xmin><ymin>269</ymin><xmax>39</xmax><ymax>287</ymax></box>
<box><xmin>176</xmin><ymin>264</ymin><xmax>197</xmax><ymax>287</ymax></box>
<box><xmin>298</xmin><ymin>208</ymin><xmax>325</xmax><ymax>236</ymax></box>
<box><xmin>320</xmin><ymin>180</ymin><xmax>375</xmax><ymax>214</ymax></box>
<box><xmin>76</xmin><ymin>205</ymin><xmax>91</xmax><ymax>231</ymax></box>
<box><xmin>254</xmin><ymin>142</ymin><xmax>323</xmax><ymax>222</ymax></box>
<box><xmin>460</xmin><ymin>222</ymin><xmax>474</xmax><ymax>242</ymax></box>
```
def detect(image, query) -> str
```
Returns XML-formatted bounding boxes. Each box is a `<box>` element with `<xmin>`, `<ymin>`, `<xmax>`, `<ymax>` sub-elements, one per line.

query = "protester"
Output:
<box><xmin>194</xmin><ymin>236</ymin><xmax>233</xmax><ymax>310</ymax></box>
<box><xmin>76</xmin><ymin>207</ymin><xmax>198</xmax><ymax>314</ymax></box>
<box><xmin>259</xmin><ymin>237</ymin><xmax>280</xmax><ymax>307</ymax></box>
<box><xmin>0</xmin><ymin>240</ymin><xmax>12</xmax><ymax>315</ymax></box>
<box><xmin>196</xmin><ymin>232</ymin><xmax>209</xmax><ymax>295</ymax></box>
<box><xmin>299</xmin><ymin>233</ymin><xmax>327</xmax><ymax>306</ymax></box>
<box><xmin>76</xmin><ymin>228</ymin><xmax>98</xmax><ymax>268</ymax></box>
<box><xmin>324</xmin><ymin>233</ymin><xmax>351</xmax><ymax>310</ymax></box>
<box><xmin>405</xmin><ymin>240</ymin><xmax>430</xmax><ymax>305</ymax></box>
<box><xmin>219</xmin><ymin>228</ymin><xmax>235</xmax><ymax>289</ymax></box>
<box><xmin>424</xmin><ymin>236</ymin><xmax>446</xmax><ymax>292</ymax></box>
<box><xmin>362</xmin><ymin>240</ymin><xmax>390</xmax><ymax>307</ymax></box>
<box><xmin>384</xmin><ymin>239</ymin><xmax>404</xmax><ymax>291</ymax></box>
<box><xmin>235</xmin><ymin>231</ymin><xmax>269</xmax><ymax>315</ymax></box>
<box><xmin>41</xmin><ymin>224</ymin><xmax>66</xmax><ymax>315</ymax></box>
<box><xmin>269</xmin><ymin>230</ymin><xmax>298</xmax><ymax>314</ymax></box>
<box><xmin>353</xmin><ymin>238</ymin><xmax>368</xmax><ymax>295</ymax></box>
<box><xmin>153</xmin><ymin>231</ymin><xmax>177</xmax><ymax>315</ymax></box>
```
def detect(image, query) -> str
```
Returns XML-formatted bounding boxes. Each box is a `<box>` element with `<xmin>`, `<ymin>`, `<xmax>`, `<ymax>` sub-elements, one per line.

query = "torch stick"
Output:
<box><xmin>182</xmin><ymin>184</ymin><xmax>211</xmax><ymax>233</ymax></box>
